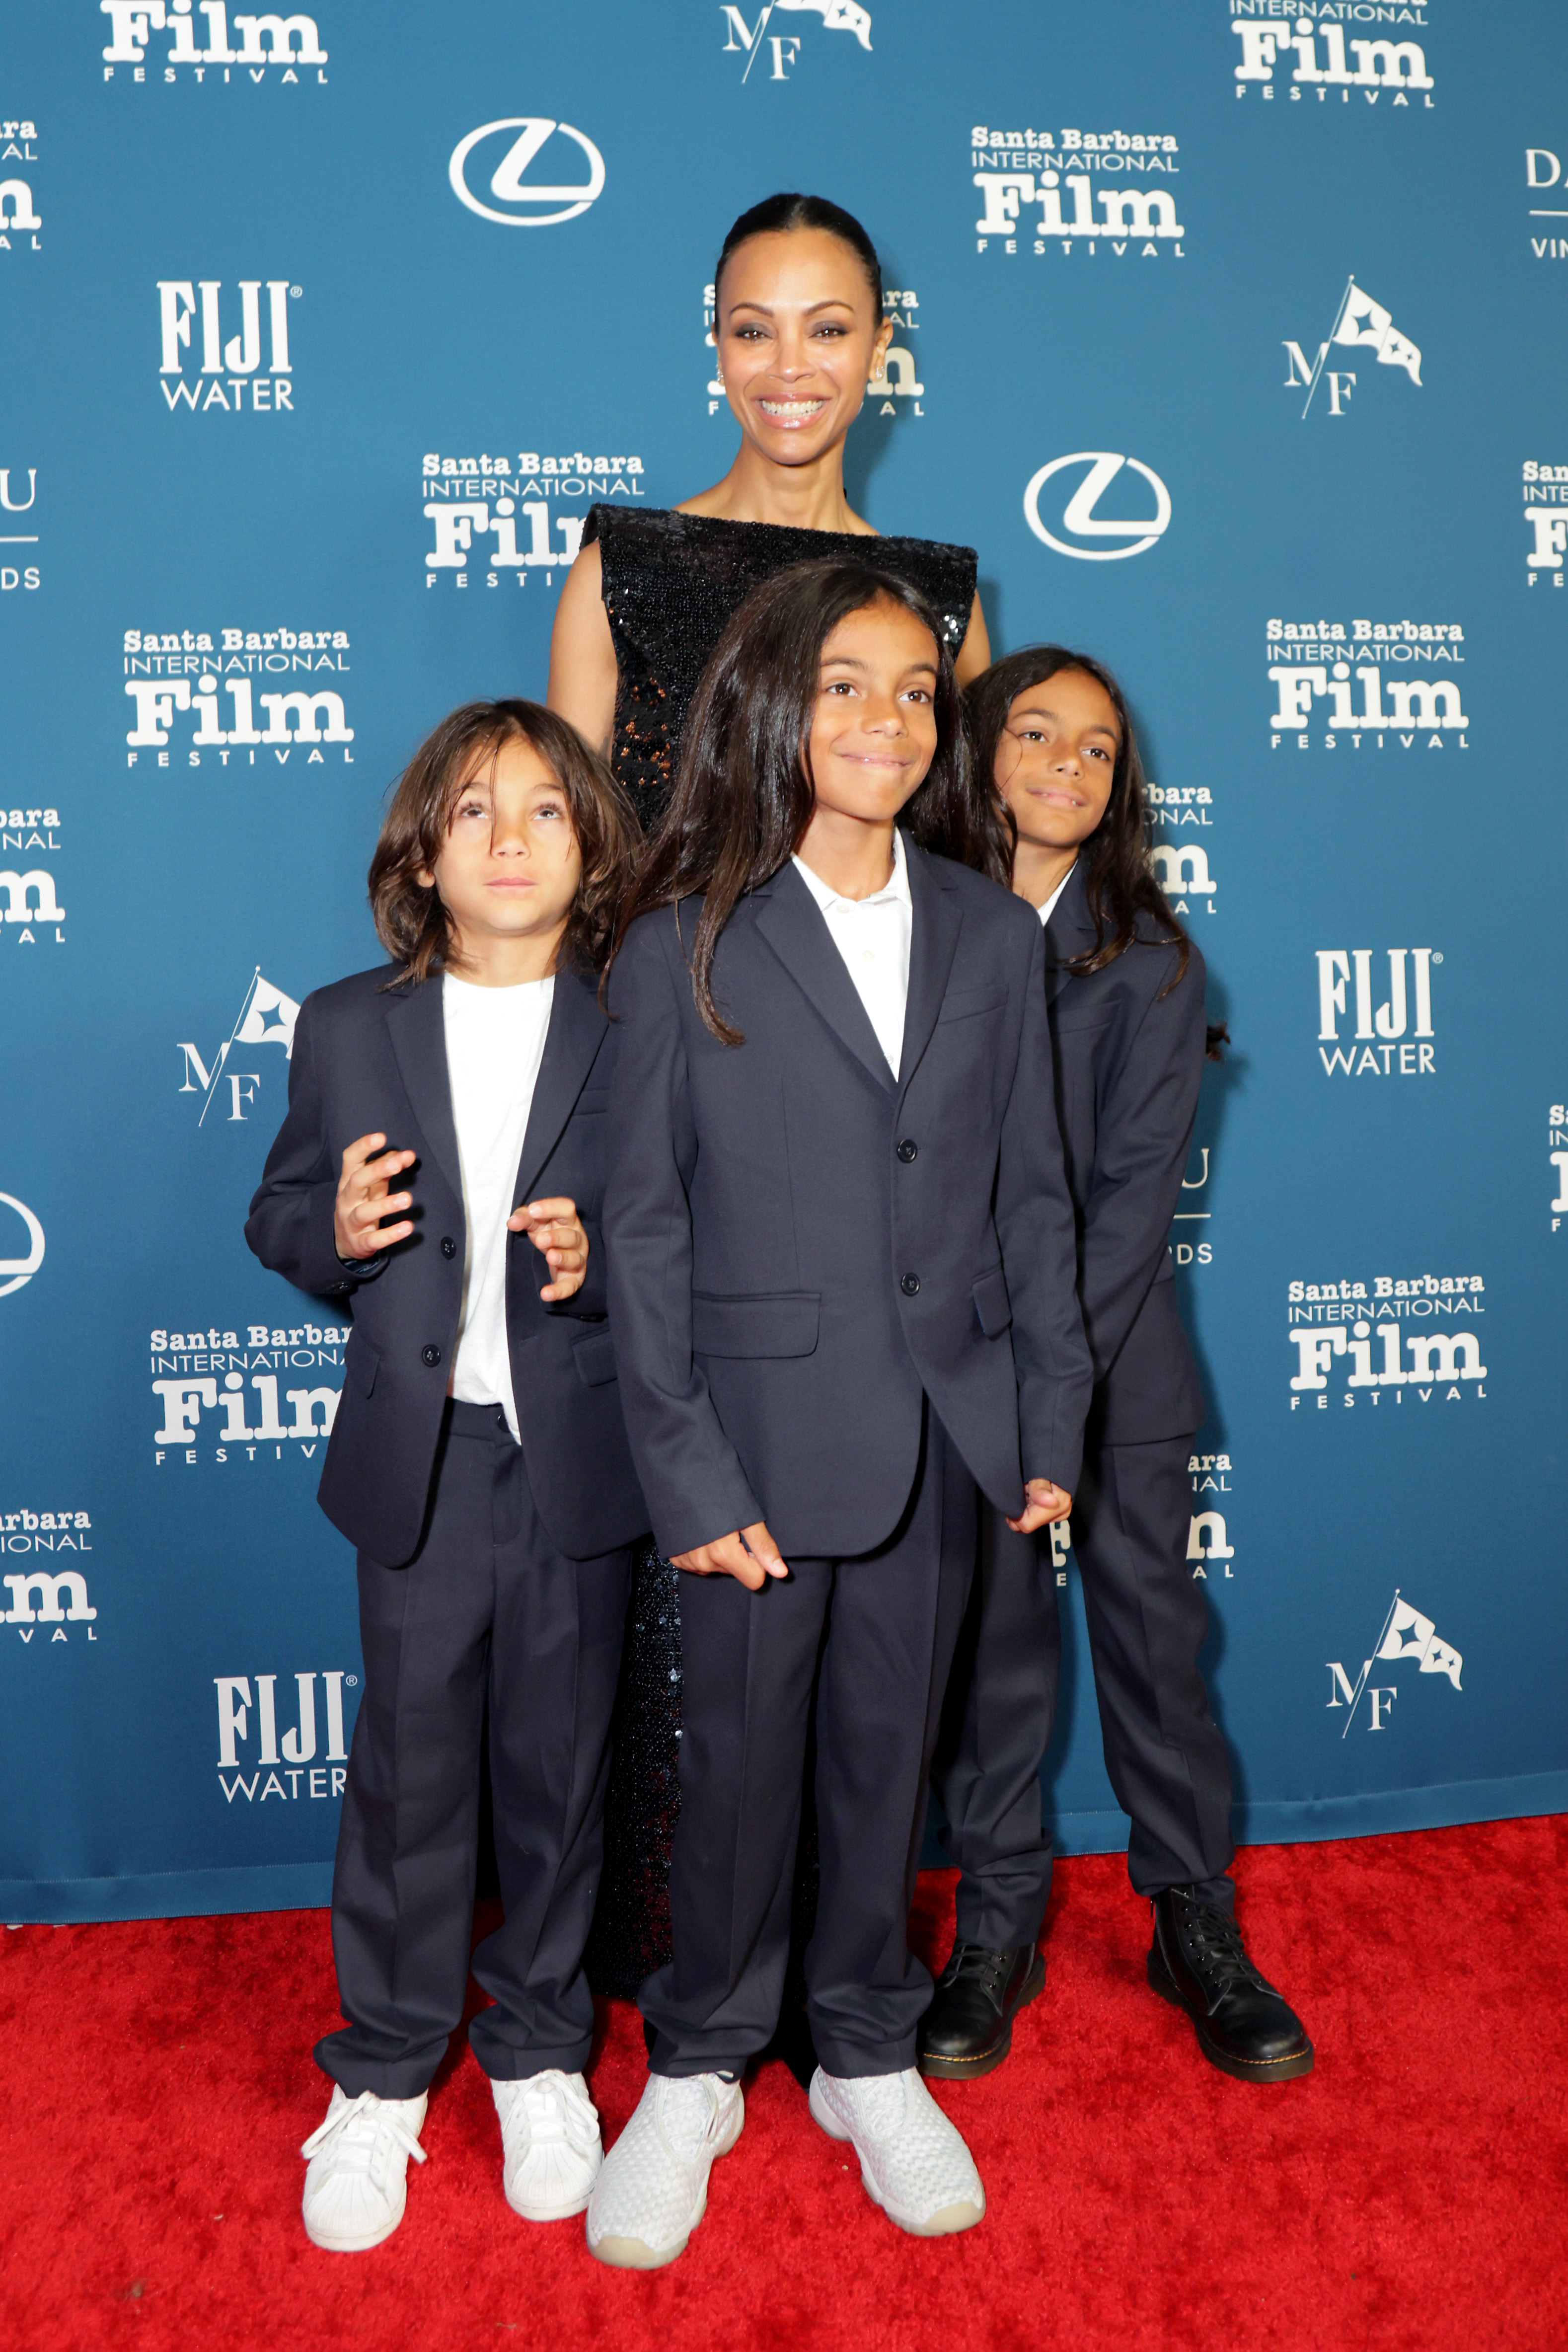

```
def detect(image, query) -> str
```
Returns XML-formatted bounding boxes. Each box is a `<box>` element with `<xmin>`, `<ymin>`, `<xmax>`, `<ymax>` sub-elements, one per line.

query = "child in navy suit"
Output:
<box><xmin>247</xmin><ymin>700</ymin><xmax>649</xmax><ymax>2252</ymax></box>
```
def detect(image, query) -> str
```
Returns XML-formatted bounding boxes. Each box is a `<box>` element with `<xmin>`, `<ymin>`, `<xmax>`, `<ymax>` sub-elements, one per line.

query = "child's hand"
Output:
<box><xmin>1009</xmin><ymin>1478</ymin><xmax>1072</xmax><ymax>1535</ymax></box>
<box><xmin>672</xmin><ymin>1522</ymin><xmax>789</xmax><ymax>1591</ymax></box>
<box><xmin>334</xmin><ymin>1134</ymin><xmax>416</xmax><ymax>1260</ymax></box>
<box><xmin>507</xmin><ymin>1196</ymin><xmax>589</xmax><ymax>1302</ymax></box>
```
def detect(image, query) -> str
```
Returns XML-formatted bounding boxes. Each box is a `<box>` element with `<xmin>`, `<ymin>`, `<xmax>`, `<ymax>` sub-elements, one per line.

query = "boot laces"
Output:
<box><xmin>944</xmin><ymin>1942</ymin><xmax>1018</xmax><ymax>2003</ymax></box>
<box><xmin>1178</xmin><ymin>1900</ymin><xmax>1269</xmax><ymax>1995</ymax></box>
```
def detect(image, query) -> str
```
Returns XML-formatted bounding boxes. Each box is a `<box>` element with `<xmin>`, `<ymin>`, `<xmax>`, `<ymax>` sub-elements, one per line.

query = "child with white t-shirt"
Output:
<box><xmin>246</xmin><ymin>700</ymin><xmax>648</xmax><ymax>2252</ymax></box>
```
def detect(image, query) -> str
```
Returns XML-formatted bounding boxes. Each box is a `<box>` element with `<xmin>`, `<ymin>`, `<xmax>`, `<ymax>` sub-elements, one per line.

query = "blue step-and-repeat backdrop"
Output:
<box><xmin>3</xmin><ymin>2</ymin><xmax>1566</xmax><ymax>1921</ymax></box>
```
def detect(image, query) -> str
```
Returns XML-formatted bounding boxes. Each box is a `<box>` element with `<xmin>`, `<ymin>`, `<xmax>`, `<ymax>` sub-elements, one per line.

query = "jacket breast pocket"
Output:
<box><xmin>691</xmin><ymin>1291</ymin><xmax>821</xmax><ymax>1359</ymax></box>
<box><xmin>971</xmin><ymin>1265</ymin><xmax>1012</xmax><ymax>1340</ymax></box>
<box><xmin>572</xmin><ymin>1326</ymin><xmax>619</xmax><ymax>1388</ymax></box>
<box><xmin>575</xmin><ymin>1088</ymin><xmax>610</xmax><ymax>1118</ymax></box>
<box><xmin>939</xmin><ymin>985</ymin><xmax>1007</xmax><ymax>1026</ymax></box>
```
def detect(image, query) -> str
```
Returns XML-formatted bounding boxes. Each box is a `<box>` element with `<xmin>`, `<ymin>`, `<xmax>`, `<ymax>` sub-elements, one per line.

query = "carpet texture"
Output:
<box><xmin>2</xmin><ymin>1818</ymin><xmax>1564</xmax><ymax>2352</ymax></box>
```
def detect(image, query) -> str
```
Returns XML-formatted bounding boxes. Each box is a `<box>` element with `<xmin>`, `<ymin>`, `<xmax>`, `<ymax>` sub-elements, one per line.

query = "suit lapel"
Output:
<box><xmin>512</xmin><ymin>967</ymin><xmax>605</xmax><ymax>1208</ymax></box>
<box><xmin>753</xmin><ymin>863</ymin><xmax>896</xmax><ymax>1095</ymax></box>
<box><xmin>382</xmin><ymin>975</ymin><xmax>463</xmax><ymax>1206</ymax></box>
<box><xmin>896</xmin><ymin>838</ymin><xmax>963</xmax><ymax>1092</ymax></box>
<box><xmin>1045</xmin><ymin>860</ymin><xmax>1095</xmax><ymax>1002</ymax></box>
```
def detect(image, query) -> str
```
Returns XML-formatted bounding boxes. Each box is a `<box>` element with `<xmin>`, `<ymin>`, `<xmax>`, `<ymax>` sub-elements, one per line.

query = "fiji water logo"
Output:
<box><xmin>1232</xmin><ymin>19</ymin><xmax>1433</xmax><ymax>107</ymax></box>
<box><xmin>214</xmin><ymin>1670</ymin><xmax>355</xmax><ymax>1801</ymax></box>
<box><xmin>721</xmin><ymin>2</ymin><xmax>872</xmax><ymax>83</ymax></box>
<box><xmin>1316</xmin><ymin>950</ymin><xmax>1438</xmax><ymax>1076</ymax></box>
<box><xmin>1327</xmin><ymin>1593</ymin><xmax>1461</xmax><ymax>1735</ymax></box>
<box><xmin>157</xmin><ymin>278</ymin><xmax>300</xmax><ymax>412</ymax></box>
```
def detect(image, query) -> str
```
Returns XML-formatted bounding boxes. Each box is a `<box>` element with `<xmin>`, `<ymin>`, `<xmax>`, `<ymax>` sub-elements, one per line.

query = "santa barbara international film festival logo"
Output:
<box><xmin>0</xmin><ymin>801</ymin><xmax>65</xmax><ymax>950</ymax></box>
<box><xmin>0</xmin><ymin>118</ymin><xmax>41</xmax><ymax>254</ymax></box>
<box><xmin>1266</xmin><ymin>616</ymin><xmax>1467</xmax><ymax>750</ymax></box>
<box><xmin>448</xmin><ymin>119</ymin><xmax>604</xmax><ymax>228</ymax></box>
<box><xmin>1146</xmin><ymin>777</ymin><xmax>1219</xmax><ymax>922</ymax></box>
<box><xmin>157</xmin><ymin>278</ymin><xmax>300</xmax><ymax>414</ymax></box>
<box><xmin>1287</xmin><ymin>1269</ymin><xmax>1486</xmax><ymax>1410</ymax></box>
<box><xmin>720</xmin><ymin>2</ymin><xmax>872</xmax><ymax>84</ymax></box>
<box><xmin>150</xmin><ymin>1318</ymin><xmax>345</xmax><ymax>1465</ymax></box>
<box><xmin>1315</xmin><ymin>948</ymin><xmax>1440</xmax><ymax>1078</ymax></box>
<box><xmin>178</xmin><ymin>967</ymin><xmax>299</xmax><ymax>1127</ymax></box>
<box><xmin>700</xmin><ymin>282</ymin><xmax>925</xmax><ymax>418</ymax></box>
<box><xmin>1</xmin><ymin>1501</ymin><xmax>98</xmax><ymax>1649</ymax></box>
<box><xmin>1024</xmin><ymin>453</ymin><xmax>1171</xmax><ymax>563</ymax></box>
<box><xmin>214</xmin><ymin>1670</ymin><xmax>356</xmax><ymax>1807</ymax></box>
<box><xmin>1228</xmin><ymin>8</ymin><xmax>1435</xmax><ymax>110</ymax></box>
<box><xmin>1549</xmin><ymin>1102</ymin><xmax>1568</xmax><ymax>1232</ymax></box>
<box><xmin>1284</xmin><ymin>279</ymin><xmax>1421</xmax><ymax>419</ymax></box>
<box><xmin>100</xmin><ymin>3</ymin><xmax>327</xmax><ymax>82</ymax></box>
<box><xmin>1522</xmin><ymin>460</ymin><xmax>1568</xmax><ymax>588</ymax></box>
<box><xmin>1328</xmin><ymin>1593</ymin><xmax>1461</xmax><ymax>1738</ymax></box>
<box><xmin>122</xmin><ymin>624</ymin><xmax>353</xmax><ymax>769</ymax></box>
<box><xmin>422</xmin><ymin>450</ymin><xmax>642</xmax><ymax>591</ymax></box>
<box><xmin>971</xmin><ymin>124</ymin><xmax>1185</xmax><ymax>261</ymax></box>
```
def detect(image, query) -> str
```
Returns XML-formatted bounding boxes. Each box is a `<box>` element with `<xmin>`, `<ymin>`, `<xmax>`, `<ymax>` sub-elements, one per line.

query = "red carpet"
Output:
<box><xmin>2</xmin><ymin>1818</ymin><xmax>1564</xmax><ymax>2352</ymax></box>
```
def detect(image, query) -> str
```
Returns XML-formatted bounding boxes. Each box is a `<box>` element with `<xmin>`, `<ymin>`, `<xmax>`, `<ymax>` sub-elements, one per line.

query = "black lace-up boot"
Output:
<box><xmin>1148</xmin><ymin>1887</ymin><xmax>1313</xmax><ymax>2081</ymax></box>
<box><xmin>916</xmin><ymin>1942</ymin><xmax>1047</xmax><ymax>2080</ymax></box>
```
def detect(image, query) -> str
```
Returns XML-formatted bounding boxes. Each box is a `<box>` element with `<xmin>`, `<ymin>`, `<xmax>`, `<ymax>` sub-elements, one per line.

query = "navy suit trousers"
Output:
<box><xmin>317</xmin><ymin>1400</ymin><xmax>633</xmax><ymax>2098</ymax></box>
<box><xmin>642</xmin><ymin>1407</ymin><xmax>977</xmax><ymax>2082</ymax></box>
<box><xmin>933</xmin><ymin>1434</ymin><xmax>1234</xmax><ymax>1946</ymax></box>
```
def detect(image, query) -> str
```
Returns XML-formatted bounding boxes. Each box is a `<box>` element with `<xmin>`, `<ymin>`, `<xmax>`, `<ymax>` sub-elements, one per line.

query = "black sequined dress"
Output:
<box><xmin>579</xmin><ymin>502</ymin><xmax>980</xmax><ymax>2000</ymax></box>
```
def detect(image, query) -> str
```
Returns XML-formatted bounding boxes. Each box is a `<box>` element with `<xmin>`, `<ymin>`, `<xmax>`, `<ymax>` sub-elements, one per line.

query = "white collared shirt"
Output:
<box><xmin>443</xmin><ymin>971</ymin><xmax>555</xmax><ymax>1441</ymax></box>
<box><xmin>792</xmin><ymin>827</ymin><xmax>913</xmax><ymax>1078</ymax></box>
<box><xmin>1036</xmin><ymin>858</ymin><xmax>1078</xmax><ymax>929</ymax></box>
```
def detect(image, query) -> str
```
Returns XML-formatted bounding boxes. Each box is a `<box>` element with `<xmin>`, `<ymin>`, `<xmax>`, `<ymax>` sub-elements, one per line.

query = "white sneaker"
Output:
<box><xmin>809</xmin><ymin>2065</ymin><xmax>985</xmax><ymax>2237</ymax></box>
<box><xmin>493</xmin><ymin>2070</ymin><xmax>603</xmax><ymax>2222</ymax></box>
<box><xmin>585</xmin><ymin>2072</ymin><xmax>744</xmax><ymax>2269</ymax></box>
<box><xmin>299</xmin><ymin>2084</ymin><xmax>429</xmax><ymax>2253</ymax></box>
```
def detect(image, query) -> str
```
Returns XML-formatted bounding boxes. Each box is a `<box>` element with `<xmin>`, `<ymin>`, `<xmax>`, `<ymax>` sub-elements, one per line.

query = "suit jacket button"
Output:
<box><xmin>441</xmin><ymin>1235</ymin><xmax>458</xmax><ymax>1259</ymax></box>
<box><xmin>896</xmin><ymin>1138</ymin><xmax>918</xmax><ymax>1163</ymax></box>
<box><xmin>900</xmin><ymin>1272</ymin><xmax>921</xmax><ymax>1297</ymax></box>
<box><xmin>421</xmin><ymin>1344</ymin><xmax>442</xmax><ymax>1367</ymax></box>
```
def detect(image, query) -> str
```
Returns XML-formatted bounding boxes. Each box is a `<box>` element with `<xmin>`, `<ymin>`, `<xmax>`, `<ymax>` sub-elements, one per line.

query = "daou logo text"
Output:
<box><xmin>1527</xmin><ymin>148</ymin><xmax>1568</xmax><ymax>259</ymax></box>
<box><xmin>1231</xmin><ymin>18</ymin><xmax>1433</xmax><ymax>107</ymax></box>
<box><xmin>1523</xmin><ymin>461</ymin><xmax>1568</xmax><ymax>585</ymax></box>
<box><xmin>1286</xmin><ymin>1270</ymin><xmax>1486</xmax><ymax>1410</ymax></box>
<box><xmin>101</xmin><ymin>4</ymin><xmax>327</xmax><ymax>81</ymax></box>
<box><xmin>1147</xmin><ymin>777</ymin><xmax>1217</xmax><ymax>921</ymax></box>
<box><xmin>1024</xmin><ymin>453</ymin><xmax>1170</xmax><ymax>561</ymax></box>
<box><xmin>972</xmin><ymin>125</ymin><xmax>1184</xmax><ymax>260</ymax></box>
<box><xmin>1328</xmin><ymin>1593</ymin><xmax>1461</xmax><ymax>1738</ymax></box>
<box><xmin>215</xmin><ymin>1670</ymin><xmax>356</xmax><ymax>1803</ymax></box>
<box><xmin>1</xmin><ymin>459</ymin><xmax>39</xmax><ymax>591</ymax></box>
<box><xmin>179</xmin><ymin>967</ymin><xmax>300</xmax><ymax>1126</ymax></box>
<box><xmin>151</xmin><ymin>1317</ymin><xmax>346</xmax><ymax>1463</ymax></box>
<box><xmin>1</xmin><ymin>800</ymin><xmax>64</xmax><ymax>949</ymax></box>
<box><xmin>1549</xmin><ymin>1103</ymin><xmax>1568</xmax><ymax>1231</ymax></box>
<box><xmin>1267</xmin><ymin>617</ymin><xmax>1467</xmax><ymax>748</ymax></box>
<box><xmin>1316</xmin><ymin>949</ymin><xmax>1438</xmax><ymax>1076</ymax></box>
<box><xmin>1187</xmin><ymin>1450</ymin><xmax>1234</xmax><ymax>1581</ymax></box>
<box><xmin>123</xmin><ymin>625</ymin><xmax>353</xmax><ymax>768</ymax></box>
<box><xmin>0</xmin><ymin>1193</ymin><xmax>45</xmax><ymax>1296</ymax></box>
<box><xmin>0</xmin><ymin>118</ymin><xmax>40</xmax><ymax>251</ymax></box>
<box><xmin>423</xmin><ymin>450</ymin><xmax>643</xmax><ymax>589</ymax></box>
<box><xmin>449</xmin><ymin>119</ymin><xmax>604</xmax><ymax>228</ymax></box>
<box><xmin>721</xmin><ymin>2</ymin><xmax>872</xmax><ymax>84</ymax></box>
<box><xmin>3</xmin><ymin>1505</ymin><xmax>96</xmax><ymax>1645</ymax></box>
<box><xmin>1285</xmin><ymin>279</ymin><xmax>1421</xmax><ymax>418</ymax></box>
<box><xmin>158</xmin><ymin>278</ymin><xmax>299</xmax><ymax>412</ymax></box>
<box><xmin>702</xmin><ymin>281</ymin><xmax>924</xmax><ymax>416</ymax></box>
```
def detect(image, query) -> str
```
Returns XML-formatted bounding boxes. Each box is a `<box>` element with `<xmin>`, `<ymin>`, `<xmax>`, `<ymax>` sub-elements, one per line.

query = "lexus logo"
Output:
<box><xmin>448</xmin><ymin>117</ymin><xmax>606</xmax><ymax>227</ymax></box>
<box><xmin>1023</xmin><ymin>452</ymin><xmax>1172</xmax><ymax>561</ymax></box>
<box><xmin>0</xmin><ymin>1192</ymin><xmax>45</xmax><ymax>1297</ymax></box>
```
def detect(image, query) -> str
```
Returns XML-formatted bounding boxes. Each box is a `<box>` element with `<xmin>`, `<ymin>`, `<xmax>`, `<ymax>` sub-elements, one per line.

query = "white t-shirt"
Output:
<box><xmin>792</xmin><ymin>827</ymin><xmax>913</xmax><ymax>1078</ymax></box>
<box><xmin>1036</xmin><ymin>859</ymin><xmax>1077</xmax><ymax>929</ymax></box>
<box><xmin>442</xmin><ymin>972</ymin><xmax>554</xmax><ymax>1441</ymax></box>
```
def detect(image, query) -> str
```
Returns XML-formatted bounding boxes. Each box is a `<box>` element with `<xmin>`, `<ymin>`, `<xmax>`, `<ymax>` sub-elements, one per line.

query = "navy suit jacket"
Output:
<box><xmin>1044</xmin><ymin>864</ymin><xmax>1206</xmax><ymax>1444</ymax></box>
<box><xmin>603</xmin><ymin>837</ymin><xmax>1092</xmax><ymax>1561</ymax></box>
<box><xmin>244</xmin><ymin>961</ymin><xmax>649</xmax><ymax>1567</ymax></box>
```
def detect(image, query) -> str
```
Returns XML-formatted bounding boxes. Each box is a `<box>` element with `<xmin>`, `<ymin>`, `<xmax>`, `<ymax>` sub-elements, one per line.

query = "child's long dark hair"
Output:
<box><xmin>612</xmin><ymin>560</ymin><xmax>1008</xmax><ymax>1043</ymax></box>
<box><xmin>965</xmin><ymin>645</ymin><xmax>1188</xmax><ymax>988</ymax></box>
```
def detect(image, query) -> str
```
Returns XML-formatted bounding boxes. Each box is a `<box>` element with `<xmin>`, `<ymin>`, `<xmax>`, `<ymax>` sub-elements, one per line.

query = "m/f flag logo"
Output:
<box><xmin>1288</xmin><ymin>278</ymin><xmax>1422</xmax><ymax>419</ymax></box>
<box><xmin>178</xmin><ymin>968</ymin><xmax>300</xmax><ymax>1126</ymax></box>
<box><xmin>1329</xmin><ymin>1590</ymin><xmax>1463</xmax><ymax>1734</ymax></box>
